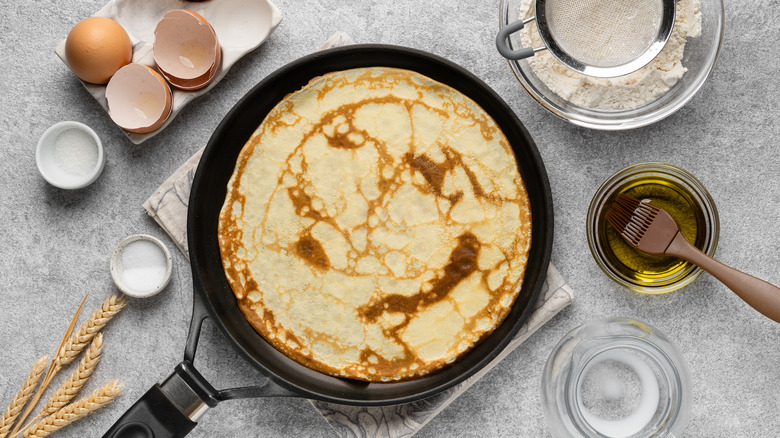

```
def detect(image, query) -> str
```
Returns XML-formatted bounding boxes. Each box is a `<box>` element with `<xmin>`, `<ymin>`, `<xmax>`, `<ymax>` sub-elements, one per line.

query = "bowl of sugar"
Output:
<box><xmin>36</xmin><ymin>121</ymin><xmax>105</xmax><ymax>189</ymax></box>
<box><xmin>110</xmin><ymin>234</ymin><xmax>173</xmax><ymax>298</ymax></box>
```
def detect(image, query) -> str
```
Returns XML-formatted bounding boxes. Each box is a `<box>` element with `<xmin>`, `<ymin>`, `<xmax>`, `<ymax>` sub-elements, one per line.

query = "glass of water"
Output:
<box><xmin>541</xmin><ymin>318</ymin><xmax>691</xmax><ymax>438</ymax></box>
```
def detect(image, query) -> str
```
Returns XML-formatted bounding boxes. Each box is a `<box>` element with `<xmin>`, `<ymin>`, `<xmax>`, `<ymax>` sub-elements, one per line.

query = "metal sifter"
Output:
<box><xmin>496</xmin><ymin>0</ymin><xmax>676</xmax><ymax>78</ymax></box>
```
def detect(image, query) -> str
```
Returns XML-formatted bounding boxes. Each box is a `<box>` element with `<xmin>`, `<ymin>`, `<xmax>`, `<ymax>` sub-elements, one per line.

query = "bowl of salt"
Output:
<box><xmin>110</xmin><ymin>234</ymin><xmax>172</xmax><ymax>298</ymax></box>
<box><xmin>36</xmin><ymin>121</ymin><xmax>105</xmax><ymax>189</ymax></box>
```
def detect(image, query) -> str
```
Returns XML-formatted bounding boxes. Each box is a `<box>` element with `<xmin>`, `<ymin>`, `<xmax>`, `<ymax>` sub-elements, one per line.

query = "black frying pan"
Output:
<box><xmin>104</xmin><ymin>45</ymin><xmax>553</xmax><ymax>438</ymax></box>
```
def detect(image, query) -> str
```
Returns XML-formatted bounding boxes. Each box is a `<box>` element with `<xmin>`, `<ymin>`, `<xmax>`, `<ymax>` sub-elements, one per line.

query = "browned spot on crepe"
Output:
<box><xmin>295</xmin><ymin>233</ymin><xmax>331</xmax><ymax>271</ymax></box>
<box><xmin>359</xmin><ymin>233</ymin><xmax>480</xmax><ymax>323</ymax></box>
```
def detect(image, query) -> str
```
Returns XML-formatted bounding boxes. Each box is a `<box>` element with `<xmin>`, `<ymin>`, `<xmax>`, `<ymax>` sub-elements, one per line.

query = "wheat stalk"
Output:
<box><xmin>53</xmin><ymin>294</ymin><xmax>125</xmax><ymax>371</ymax></box>
<box><xmin>0</xmin><ymin>356</ymin><xmax>49</xmax><ymax>438</ymax></box>
<box><xmin>7</xmin><ymin>294</ymin><xmax>88</xmax><ymax>438</ymax></box>
<box><xmin>38</xmin><ymin>333</ymin><xmax>103</xmax><ymax>419</ymax></box>
<box><xmin>22</xmin><ymin>381</ymin><xmax>121</xmax><ymax>438</ymax></box>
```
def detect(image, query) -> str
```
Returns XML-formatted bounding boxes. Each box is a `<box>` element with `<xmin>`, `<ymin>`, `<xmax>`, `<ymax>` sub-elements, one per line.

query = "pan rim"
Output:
<box><xmin>189</xmin><ymin>43</ymin><xmax>553</xmax><ymax>406</ymax></box>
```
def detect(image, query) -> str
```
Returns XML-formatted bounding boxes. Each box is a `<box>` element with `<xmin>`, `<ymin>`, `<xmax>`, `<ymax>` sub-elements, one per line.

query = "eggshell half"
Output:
<box><xmin>106</xmin><ymin>64</ymin><xmax>172</xmax><ymax>134</ymax></box>
<box><xmin>158</xmin><ymin>44</ymin><xmax>221</xmax><ymax>91</ymax></box>
<box><xmin>153</xmin><ymin>9</ymin><xmax>219</xmax><ymax>90</ymax></box>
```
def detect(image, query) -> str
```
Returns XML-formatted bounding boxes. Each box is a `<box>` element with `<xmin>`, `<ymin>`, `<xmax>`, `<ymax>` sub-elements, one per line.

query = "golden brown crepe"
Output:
<box><xmin>218</xmin><ymin>67</ymin><xmax>531</xmax><ymax>382</ymax></box>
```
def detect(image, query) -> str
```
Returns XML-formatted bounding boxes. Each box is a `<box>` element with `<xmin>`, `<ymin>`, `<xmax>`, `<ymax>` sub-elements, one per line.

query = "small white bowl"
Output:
<box><xmin>36</xmin><ymin>121</ymin><xmax>105</xmax><ymax>189</ymax></box>
<box><xmin>110</xmin><ymin>234</ymin><xmax>173</xmax><ymax>298</ymax></box>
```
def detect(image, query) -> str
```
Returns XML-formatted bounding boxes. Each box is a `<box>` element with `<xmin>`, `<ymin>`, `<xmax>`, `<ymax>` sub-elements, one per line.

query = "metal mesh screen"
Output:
<box><xmin>545</xmin><ymin>0</ymin><xmax>664</xmax><ymax>68</ymax></box>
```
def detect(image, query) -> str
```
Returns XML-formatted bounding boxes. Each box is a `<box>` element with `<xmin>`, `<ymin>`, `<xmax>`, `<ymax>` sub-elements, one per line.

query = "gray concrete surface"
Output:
<box><xmin>1</xmin><ymin>0</ymin><xmax>779</xmax><ymax>437</ymax></box>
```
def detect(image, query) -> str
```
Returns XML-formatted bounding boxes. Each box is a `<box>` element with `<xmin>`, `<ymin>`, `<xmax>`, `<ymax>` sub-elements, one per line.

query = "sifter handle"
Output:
<box><xmin>496</xmin><ymin>18</ymin><xmax>538</xmax><ymax>60</ymax></box>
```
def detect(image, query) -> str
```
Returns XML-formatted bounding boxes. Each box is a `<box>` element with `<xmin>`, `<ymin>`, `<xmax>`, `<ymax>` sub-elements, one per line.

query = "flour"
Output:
<box><xmin>518</xmin><ymin>0</ymin><xmax>702</xmax><ymax>110</ymax></box>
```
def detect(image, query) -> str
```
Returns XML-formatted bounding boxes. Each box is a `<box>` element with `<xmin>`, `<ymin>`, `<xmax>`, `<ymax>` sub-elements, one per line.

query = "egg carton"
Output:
<box><xmin>55</xmin><ymin>0</ymin><xmax>283</xmax><ymax>144</ymax></box>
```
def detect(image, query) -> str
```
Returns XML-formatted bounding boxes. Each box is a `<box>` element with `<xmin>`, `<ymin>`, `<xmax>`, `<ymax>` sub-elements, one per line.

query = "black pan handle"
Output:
<box><xmin>101</xmin><ymin>386</ymin><xmax>194</xmax><ymax>438</ymax></box>
<box><xmin>186</xmin><ymin>274</ymin><xmax>298</xmax><ymax>401</ymax></box>
<box><xmin>102</xmin><ymin>362</ymin><xmax>214</xmax><ymax>438</ymax></box>
<box><xmin>103</xmin><ymin>282</ymin><xmax>297</xmax><ymax>437</ymax></box>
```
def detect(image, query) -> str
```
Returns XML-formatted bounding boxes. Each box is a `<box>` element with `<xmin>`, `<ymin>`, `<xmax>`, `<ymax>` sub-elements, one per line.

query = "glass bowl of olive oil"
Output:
<box><xmin>587</xmin><ymin>162</ymin><xmax>719</xmax><ymax>294</ymax></box>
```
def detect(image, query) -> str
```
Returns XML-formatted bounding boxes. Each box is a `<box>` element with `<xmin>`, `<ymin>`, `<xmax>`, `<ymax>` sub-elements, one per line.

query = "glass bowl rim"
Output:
<box><xmin>498</xmin><ymin>0</ymin><xmax>726</xmax><ymax>130</ymax></box>
<box><xmin>585</xmin><ymin>162</ymin><xmax>720</xmax><ymax>294</ymax></box>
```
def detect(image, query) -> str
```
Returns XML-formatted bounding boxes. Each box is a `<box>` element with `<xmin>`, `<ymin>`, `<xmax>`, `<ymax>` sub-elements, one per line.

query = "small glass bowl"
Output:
<box><xmin>498</xmin><ymin>0</ymin><xmax>725</xmax><ymax>130</ymax></box>
<box><xmin>586</xmin><ymin>162</ymin><xmax>719</xmax><ymax>294</ymax></box>
<box><xmin>541</xmin><ymin>318</ymin><xmax>692</xmax><ymax>438</ymax></box>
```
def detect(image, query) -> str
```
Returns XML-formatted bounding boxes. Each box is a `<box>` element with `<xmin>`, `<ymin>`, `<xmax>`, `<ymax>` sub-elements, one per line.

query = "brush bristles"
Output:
<box><xmin>606</xmin><ymin>194</ymin><xmax>659</xmax><ymax>246</ymax></box>
<box><xmin>615</xmin><ymin>194</ymin><xmax>659</xmax><ymax>219</ymax></box>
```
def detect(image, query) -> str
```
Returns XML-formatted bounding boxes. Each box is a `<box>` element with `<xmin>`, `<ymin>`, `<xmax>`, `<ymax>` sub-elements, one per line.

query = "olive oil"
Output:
<box><xmin>600</xmin><ymin>179</ymin><xmax>707</xmax><ymax>284</ymax></box>
<box><xmin>587</xmin><ymin>162</ymin><xmax>718</xmax><ymax>294</ymax></box>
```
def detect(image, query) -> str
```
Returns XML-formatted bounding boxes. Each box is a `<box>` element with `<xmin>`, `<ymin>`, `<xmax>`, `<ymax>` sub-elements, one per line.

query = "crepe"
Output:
<box><xmin>218</xmin><ymin>67</ymin><xmax>531</xmax><ymax>382</ymax></box>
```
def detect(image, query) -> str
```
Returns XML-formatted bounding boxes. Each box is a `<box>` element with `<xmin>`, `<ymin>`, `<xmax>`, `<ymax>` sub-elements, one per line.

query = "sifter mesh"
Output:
<box><xmin>544</xmin><ymin>0</ymin><xmax>665</xmax><ymax>68</ymax></box>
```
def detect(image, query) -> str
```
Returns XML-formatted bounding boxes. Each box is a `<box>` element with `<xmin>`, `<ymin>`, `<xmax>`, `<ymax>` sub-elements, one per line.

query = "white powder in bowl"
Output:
<box><xmin>53</xmin><ymin>128</ymin><xmax>99</xmax><ymax>176</ymax></box>
<box><xmin>518</xmin><ymin>0</ymin><xmax>702</xmax><ymax>110</ymax></box>
<box><xmin>120</xmin><ymin>239</ymin><xmax>168</xmax><ymax>295</ymax></box>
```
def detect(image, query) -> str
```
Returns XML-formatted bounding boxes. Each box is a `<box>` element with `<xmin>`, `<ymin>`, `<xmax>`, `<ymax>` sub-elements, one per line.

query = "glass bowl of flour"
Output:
<box><xmin>498</xmin><ymin>0</ymin><xmax>724</xmax><ymax>130</ymax></box>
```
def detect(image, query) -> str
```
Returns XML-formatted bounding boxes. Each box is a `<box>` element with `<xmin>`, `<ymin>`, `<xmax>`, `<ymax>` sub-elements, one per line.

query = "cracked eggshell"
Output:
<box><xmin>54</xmin><ymin>0</ymin><xmax>284</xmax><ymax>143</ymax></box>
<box><xmin>105</xmin><ymin>63</ymin><xmax>172</xmax><ymax>133</ymax></box>
<box><xmin>158</xmin><ymin>42</ymin><xmax>221</xmax><ymax>91</ymax></box>
<box><xmin>153</xmin><ymin>9</ymin><xmax>220</xmax><ymax>90</ymax></box>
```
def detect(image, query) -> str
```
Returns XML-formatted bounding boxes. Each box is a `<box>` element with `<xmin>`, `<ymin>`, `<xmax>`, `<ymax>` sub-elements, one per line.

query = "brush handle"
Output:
<box><xmin>666</xmin><ymin>232</ymin><xmax>780</xmax><ymax>323</ymax></box>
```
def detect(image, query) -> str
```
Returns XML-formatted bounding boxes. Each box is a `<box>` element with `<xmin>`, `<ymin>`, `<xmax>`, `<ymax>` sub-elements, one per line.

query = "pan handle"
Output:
<box><xmin>184</xmin><ymin>283</ymin><xmax>211</xmax><ymax>363</ymax></box>
<box><xmin>103</xmin><ymin>284</ymin><xmax>299</xmax><ymax>437</ymax></box>
<box><xmin>102</xmin><ymin>362</ymin><xmax>214</xmax><ymax>438</ymax></box>
<box><xmin>186</xmin><ymin>278</ymin><xmax>298</xmax><ymax>401</ymax></box>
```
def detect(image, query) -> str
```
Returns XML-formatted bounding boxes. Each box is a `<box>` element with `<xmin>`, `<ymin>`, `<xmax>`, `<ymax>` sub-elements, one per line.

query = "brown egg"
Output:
<box><xmin>65</xmin><ymin>17</ymin><xmax>133</xmax><ymax>84</ymax></box>
<box><xmin>105</xmin><ymin>64</ymin><xmax>172</xmax><ymax>134</ymax></box>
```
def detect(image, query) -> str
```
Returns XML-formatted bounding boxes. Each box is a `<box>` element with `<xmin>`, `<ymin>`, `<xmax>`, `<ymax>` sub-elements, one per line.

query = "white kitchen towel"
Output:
<box><xmin>143</xmin><ymin>32</ymin><xmax>574</xmax><ymax>438</ymax></box>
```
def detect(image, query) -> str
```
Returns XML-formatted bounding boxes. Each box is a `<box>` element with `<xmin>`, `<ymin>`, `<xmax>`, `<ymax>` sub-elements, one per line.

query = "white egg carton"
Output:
<box><xmin>55</xmin><ymin>0</ymin><xmax>283</xmax><ymax>144</ymax></box>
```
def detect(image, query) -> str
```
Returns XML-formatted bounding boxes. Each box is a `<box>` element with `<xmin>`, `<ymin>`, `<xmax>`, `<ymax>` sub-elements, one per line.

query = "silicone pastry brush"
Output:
<box><xmin>606</xmin><ymin>194</ymin><xmax>780</xmax><ymax>323</ymax></box>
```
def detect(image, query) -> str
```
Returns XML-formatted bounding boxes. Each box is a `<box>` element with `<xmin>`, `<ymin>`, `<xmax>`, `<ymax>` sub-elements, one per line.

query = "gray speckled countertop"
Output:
<box><xmin>1</xmin><ymin>1</ymin><xmax>779</xmax><ymax>437</ymax></box>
